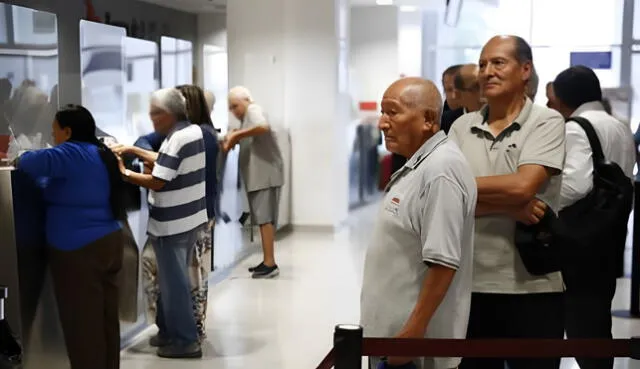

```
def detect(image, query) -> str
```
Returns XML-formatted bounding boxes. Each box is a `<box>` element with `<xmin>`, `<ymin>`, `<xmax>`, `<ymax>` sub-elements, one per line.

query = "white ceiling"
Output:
<box><xmin>139</xmin><ymin>0</ymin><xmax>447</xmax><ymax>14</ymax></box>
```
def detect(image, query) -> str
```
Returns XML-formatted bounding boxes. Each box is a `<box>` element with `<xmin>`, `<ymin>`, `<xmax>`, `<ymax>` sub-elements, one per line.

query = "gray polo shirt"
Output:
<box><xmin>238</xmin><ymin>103</ymin><xmax>284</xmax><ymax>192</ymax></box>
<box><xmin>448</xmin><ymin>98</ymin><xmax>566</xmax><ymax>294</ymax></box>
<box><xmin>361</xmin><ymin>131</ymin><xmax>477</xmax><ymax>369</ymax></box>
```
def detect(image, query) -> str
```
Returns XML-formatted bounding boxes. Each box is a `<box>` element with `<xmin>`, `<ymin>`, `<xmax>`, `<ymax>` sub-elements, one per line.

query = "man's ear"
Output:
<box><xmin>522</xmin><ymin>62</ymin><xmax>532</xmax><ymax>83</ymax></box>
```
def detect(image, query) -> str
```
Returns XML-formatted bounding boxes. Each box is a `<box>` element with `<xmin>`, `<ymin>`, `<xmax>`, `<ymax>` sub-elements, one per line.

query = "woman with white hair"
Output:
<box><xmin>225</xmin><ymin>86</ymin><xmax>284</xmax><ymax>279</ymax></box>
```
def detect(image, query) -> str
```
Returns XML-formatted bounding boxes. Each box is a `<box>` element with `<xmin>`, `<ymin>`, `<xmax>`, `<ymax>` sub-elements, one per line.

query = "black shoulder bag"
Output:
<box><xmin>553</xmin><ymin>116</ymin><xmax>633</xmax><ymax>286</ymax></box>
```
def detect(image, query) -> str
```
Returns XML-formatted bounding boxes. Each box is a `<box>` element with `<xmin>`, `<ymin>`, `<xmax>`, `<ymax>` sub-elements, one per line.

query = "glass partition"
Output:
<box><xmin>79</xmin><ymin>20</ymin><xmax>127</xmax><ymax>142</ymax></box>
<box><xmin>124</xmin><ymin>37</ymin><xmax>158</xmax><ymax>140</ymax></box>
<box><xmin>160</xmin><ymin>36</ymin><xmax>193</xmax><ymax>88</ymax></box>
<box><xmin>203</xmin><ymin>44</ymin><xmax>228</xmax><ymax>132</ymax></box>
<box><xmin>0</xmin><ymin>4</ymin><xmax>58</xmax><ymax>161</ymax></box>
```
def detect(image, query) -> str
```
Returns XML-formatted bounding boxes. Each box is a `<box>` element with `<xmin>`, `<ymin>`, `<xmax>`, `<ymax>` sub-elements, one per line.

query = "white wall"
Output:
<box><xmin>398</xmin><ymin>8</ymin><xmax>422</xmax><ymax>78</ymax></box>
<box><xmin>350</xmin><ymin>5</ymin><xmax>399</xmax><ymax>104</ymax></box>
<box><xmin>227</xmin><ymin>0</ymin><xmax>350</xmax><ymax>228</ymax></box>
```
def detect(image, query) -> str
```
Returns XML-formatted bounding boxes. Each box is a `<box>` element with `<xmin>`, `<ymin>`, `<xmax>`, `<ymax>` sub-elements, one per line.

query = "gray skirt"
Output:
<box><xmin>247</xmin><ymin>187</ymin><xmax>281</xmax><ymax>227</ymax></box>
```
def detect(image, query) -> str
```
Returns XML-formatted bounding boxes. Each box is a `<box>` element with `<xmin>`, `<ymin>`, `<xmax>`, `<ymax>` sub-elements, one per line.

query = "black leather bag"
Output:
<box><xmin>515</xmin><ymin>206</ymin><xmax>560</xmax><ymax>276</ymax></box>
<box><xmin>553</xmin><ymin>116</ymin><xmax>633</xmax><ymax>284</ymax></box>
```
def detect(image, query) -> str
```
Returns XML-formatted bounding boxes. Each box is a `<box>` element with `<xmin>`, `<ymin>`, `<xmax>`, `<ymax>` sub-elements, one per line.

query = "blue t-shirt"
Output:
<box><xmin>17</xmin><ymin>141</ymin><xmax>121</xmax><ymax>250</ymax></box>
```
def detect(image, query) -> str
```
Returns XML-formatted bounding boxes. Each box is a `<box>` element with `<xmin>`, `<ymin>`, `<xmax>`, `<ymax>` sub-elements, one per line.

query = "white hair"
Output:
<box><xmin>150</xmin><ymin>88</ymin><xmax>187</xmax><ymax>118</ymax></box>
<box><xmin>229</xmin><ymin>86</ymin><xmax>254</xmax><ymax>102</ymax></box>
<box><xmin>204</xmin><ymin>90</ymin><xmax>216</xmax><ymax>111</ymax></box>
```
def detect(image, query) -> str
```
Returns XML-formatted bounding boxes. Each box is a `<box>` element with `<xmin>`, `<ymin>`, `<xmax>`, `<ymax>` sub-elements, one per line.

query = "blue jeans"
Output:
<box><xmin>151</xmin><ymin>226</ymin><xmax>202</xmax><ymax>346</ymax></box>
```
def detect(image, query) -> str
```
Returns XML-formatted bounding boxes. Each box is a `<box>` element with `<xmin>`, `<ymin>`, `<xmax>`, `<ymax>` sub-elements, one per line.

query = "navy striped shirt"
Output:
<box><xmin>148</xmin><ymin>122</ymin><xmax>207</xmax><ymax>236</ymax></box>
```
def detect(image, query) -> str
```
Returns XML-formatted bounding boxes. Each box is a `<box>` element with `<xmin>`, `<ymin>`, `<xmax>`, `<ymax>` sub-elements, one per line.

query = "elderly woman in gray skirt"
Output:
<box><xmin>223</xmin><ymin>86</ymin><xmax>284</xmax><ymax>279</ymax></box>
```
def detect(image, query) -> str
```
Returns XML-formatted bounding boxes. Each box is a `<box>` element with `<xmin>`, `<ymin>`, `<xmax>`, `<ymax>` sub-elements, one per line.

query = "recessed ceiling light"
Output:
<box><xmin>376</xmin><ymin>0</ymin><xmax>394</xmax><ymax>5</ymax></box>
<box><xmin>400</xmin><ymin>5</ymin><xmax>418</xmax><ymax>12</ymax></box>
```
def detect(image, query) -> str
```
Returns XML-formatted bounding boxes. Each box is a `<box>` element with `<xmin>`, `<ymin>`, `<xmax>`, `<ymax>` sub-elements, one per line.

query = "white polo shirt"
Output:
<box><xmin>360</xmin><ymin>131</ymin><xmax>477</xmax><ymax>369</ymax></box>
<box><xmin>560</xmin><ymin>101</ymin><xmax>635</xmax><ymax>210</ymax></box>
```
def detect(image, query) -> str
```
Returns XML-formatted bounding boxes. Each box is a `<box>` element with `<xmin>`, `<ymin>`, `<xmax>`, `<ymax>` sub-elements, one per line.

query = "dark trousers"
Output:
<box><xmin>49</xmin><ymin>230</ymin><xmax>124</xmax><ymax>369</ymax></box>
<box><xmin>460</xmin><ymin>292</ymin><xmax>564</xmax><ymax>369</ymax></box>
<box><xmin>564</xmin><ymin>276</ymin><xmax>616</xmax><ymax>369</ymax></box>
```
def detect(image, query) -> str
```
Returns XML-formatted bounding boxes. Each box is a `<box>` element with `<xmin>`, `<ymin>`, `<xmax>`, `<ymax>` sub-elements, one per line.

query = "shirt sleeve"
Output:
<box><xmin>420</xmin><ymin>176</ymin><xmax>466</xmax><ymax>270</ymax></box>
<box><xmin>17</xmin><ymin>145</ymin><xmax>71</xmax><ymax>179</ymax></box>
<box><xmin>152</xmin><ymin>135</ymin><xmax>183</xmax><ymax>182</ymax></box>
<box><xmin>518</xmin><ymin>113</ymin><xmax>565</xmax><ymax>171</ymax></box>
<box><xmin>560</xmin><ymin>122</ymin><xmax>593</xmax><ymax>209</ymax></box>
<box><xmin>245</xmin><ymin>104</ymin><xmax>268</xmax><ymax>128</ymax></box>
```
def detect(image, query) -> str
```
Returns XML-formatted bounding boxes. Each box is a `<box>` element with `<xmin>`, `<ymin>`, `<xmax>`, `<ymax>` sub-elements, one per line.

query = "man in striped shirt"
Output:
<box><xmin>111</xmin><ymin>88</ymin><xmax>207</xmax><ymax>359</ymax></box>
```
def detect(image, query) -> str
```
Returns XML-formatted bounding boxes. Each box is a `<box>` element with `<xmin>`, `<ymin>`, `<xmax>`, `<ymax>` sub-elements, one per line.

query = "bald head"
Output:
<box><xmin>386</xmin><ymin>77</ymin><xmax>442</xmax><ymax>122</ymax></box>
<box><xmin>379</xmin><ymin>78</ymin><xmax>443</xmax><ymax>158</ymax></box>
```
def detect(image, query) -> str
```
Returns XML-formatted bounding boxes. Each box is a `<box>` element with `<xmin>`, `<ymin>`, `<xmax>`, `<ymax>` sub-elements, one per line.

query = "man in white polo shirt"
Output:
<box><xmin>361</xmin><ymin>77</ymin><xmax>477</xmax><ymax>369</ymax></box>
<box><xmin>113</xmin><ymin>88</ymin><xmax>207</xmax><ymax>359</ymax></box>
<box><xmin>449</xmin><ymin>36</ymin><xmax>566</xmax><ymax>369</ymax></box>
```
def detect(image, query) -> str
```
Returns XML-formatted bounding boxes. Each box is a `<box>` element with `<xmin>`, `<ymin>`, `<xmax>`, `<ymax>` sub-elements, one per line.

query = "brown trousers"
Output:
<box><xmin>49</xmin><ymin>230</ymin><xmax>124</xmax><ymax>369</ymax></box>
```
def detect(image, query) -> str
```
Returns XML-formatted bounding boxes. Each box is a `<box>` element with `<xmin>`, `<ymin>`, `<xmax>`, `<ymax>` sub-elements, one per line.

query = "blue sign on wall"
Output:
<box><xmin>569</xmin><ymin>51</ymin><xmax>613</xmax><ymax>70</ymax></box>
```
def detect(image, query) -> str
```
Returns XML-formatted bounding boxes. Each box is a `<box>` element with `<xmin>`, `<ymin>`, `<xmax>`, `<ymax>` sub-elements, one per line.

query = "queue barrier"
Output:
<box><xmin>316</xmin><ymin>325</ymin><xmax>640</xmax><ymax>369</ymax></box>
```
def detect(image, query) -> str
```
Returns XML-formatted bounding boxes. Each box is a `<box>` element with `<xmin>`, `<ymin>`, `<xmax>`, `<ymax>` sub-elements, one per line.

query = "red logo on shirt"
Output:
<box><xmin>392</xmin><ymin>197</ymin><xmax>400</xmax><ymax>204</ymax></box>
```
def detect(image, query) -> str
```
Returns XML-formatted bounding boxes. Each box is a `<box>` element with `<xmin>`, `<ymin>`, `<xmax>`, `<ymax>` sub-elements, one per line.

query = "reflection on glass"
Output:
<box><xmin>631</xmin><ymin>54</ymin><xmax>640</xmax><ymax>134</ymax></box>
<box><xmin>124</xmin><ymin>37</ymin><xmax>158</xmax><ymax>140</ymax></box>
<box><xmin>0</xmin><ymin>3</ymin><xmax>59</xmax><ymax>160</ymax></box>
<box><xmin>161</xmin><ymin>36</ymin><xmax>193</xmax><ymax>88</ymax></box>
<box><xmin>79</xmin><ymin>20</ymin><xmax>127</xmax><ymax>143</ymax></box>
<box><xmin>203</xmin><ymin>44</ymin><xmax>228</xmax><ymax>132</ymax></box>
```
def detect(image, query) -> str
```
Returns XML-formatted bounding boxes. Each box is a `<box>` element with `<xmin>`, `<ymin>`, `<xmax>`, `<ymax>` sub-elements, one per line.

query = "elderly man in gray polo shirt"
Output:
<box><xmin>361</xmin><ymin>77</ymin><xmax>477</xmax><ymax>369</ymax></box>
<box><xmin>224</xmin><ymin>86</ymin><xmax>284</xmax><ymax>279</ymax></box>
<box><xmin>449</xmin><ymin>36</ymin><xmax>566</xmax><ymax>369</ymax></box>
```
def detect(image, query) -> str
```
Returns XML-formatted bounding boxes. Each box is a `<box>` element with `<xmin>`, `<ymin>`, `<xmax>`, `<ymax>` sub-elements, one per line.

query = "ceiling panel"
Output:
<box><xmin>137</xmin><ymin>0</ymin><xmax>226</xmax><ymax>13</ymax></box>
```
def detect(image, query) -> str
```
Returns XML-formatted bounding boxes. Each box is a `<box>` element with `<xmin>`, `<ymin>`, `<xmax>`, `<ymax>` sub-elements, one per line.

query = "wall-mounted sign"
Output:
<box><xmin>569</xmin><ymin>51</ymin><xmax>613</xmax><ymax>70</ymax></box>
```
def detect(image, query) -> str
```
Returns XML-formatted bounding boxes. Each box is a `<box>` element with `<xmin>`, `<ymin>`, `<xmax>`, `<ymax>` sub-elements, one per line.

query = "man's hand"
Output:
<box><xmin>116</xmin><ymin>154</ymin><xmax>126</xmax><ymax>176</ymax></box>
<box><xmin>386</xmin><ymin>323</ymin><xmax>423</xmax><ymax>366</ymax></box>
<box><xmin>511</xmin><ymin>198</ymin><xmax>547</xmax><ymax>225</ymax></box>
<box><xmin>222</xmin><ymin>132</ymin><xmax>239</xmax><ymax>153</ymax></box>
<box><xmin>109</xmin><ymin>143</ymin><xmax>136</xmax><ymax>156</ymax></box>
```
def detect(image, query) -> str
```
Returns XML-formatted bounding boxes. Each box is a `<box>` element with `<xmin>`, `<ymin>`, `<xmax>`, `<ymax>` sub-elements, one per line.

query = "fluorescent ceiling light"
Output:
<box><xmin>400</xmin><ymin>5</ymin><xmax>418</xmax><ymax>12</ymax></box>
<box><xmin>376</xmin><ymin>0</ymin><xmax>394</xmax><ymax>5</ymax></box>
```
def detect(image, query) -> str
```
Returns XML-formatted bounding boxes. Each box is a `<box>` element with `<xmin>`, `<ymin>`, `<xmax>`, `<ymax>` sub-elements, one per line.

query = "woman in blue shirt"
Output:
<box><xmin>15</xmin><ymin>104</ymin><xmax>126</xmax><ymax>369</ymax></box>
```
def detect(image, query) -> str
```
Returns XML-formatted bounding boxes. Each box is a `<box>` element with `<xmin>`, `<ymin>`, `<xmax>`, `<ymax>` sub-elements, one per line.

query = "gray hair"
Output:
<box><xmin>150</xmin><ymin>88</ymin><xmax>187</xmax><ymax>119</ymax></box>
<box><xmin>511</xmin><ymin>35</ymin><xmax>533</xmax><ymax>64</ymax></box>
<box><xmin>204</xmin><ymin>90</ymin><xmax>216</xmax><ymax>112</ymax></box>
<box><xmin>229</xmin><ymin>86</ymin><xmax>254</xmax><ymax>102</ymax></box>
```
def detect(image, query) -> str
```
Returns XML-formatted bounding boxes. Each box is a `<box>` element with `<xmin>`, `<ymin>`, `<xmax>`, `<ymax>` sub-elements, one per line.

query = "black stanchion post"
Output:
<box><xmin>334</xmin><ymin>324</ymin><xmax>363</xmax><ymax>369</ymax></box>
<box><xmin>0</xmin><ymin>286</ymin><xmax>6</xmax><ymax>321</ymax></box>
<box><xmin>613</xmin><ymin>182</ymin><xmax>640</xmax><ymax>318</ymax></box>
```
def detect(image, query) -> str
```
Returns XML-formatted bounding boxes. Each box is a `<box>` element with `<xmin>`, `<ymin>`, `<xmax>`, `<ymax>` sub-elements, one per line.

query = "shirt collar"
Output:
<box><xmin>166</xmin><ymin>121</ymin><xmax>191</xmax><ymax>138</ymax></box>
<box><xmin>473</xmin><ymin>97</ymin><xmax>533</xmax><ymax>130</ymax></box>
<box><xmin>572</xmin><ymin>101</ymin><xmax>606</xmax><ymax>117</ymax></box>
<box><xmin>405</xmin><ymin>130</ymin><xmax>448</xmax><ymax>170</ymax></box>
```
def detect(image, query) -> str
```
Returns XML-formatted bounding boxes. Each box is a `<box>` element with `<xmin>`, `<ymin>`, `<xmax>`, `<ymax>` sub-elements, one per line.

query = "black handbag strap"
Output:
<box><xmin>566</xmin><ymin>116</ymin><xmax>605</xmax><ymax>166</ymax></box>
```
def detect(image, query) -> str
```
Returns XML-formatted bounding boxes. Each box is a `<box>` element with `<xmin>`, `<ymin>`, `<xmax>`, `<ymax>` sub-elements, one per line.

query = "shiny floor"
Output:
<box><xmin>120</xmin><ymin>203</ymin><xmax>640</xmax><ymax>369</ymax></box>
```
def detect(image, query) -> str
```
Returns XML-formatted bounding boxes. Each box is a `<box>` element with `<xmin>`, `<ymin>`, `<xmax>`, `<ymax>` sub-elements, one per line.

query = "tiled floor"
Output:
<box><xmin>120</xmin><ymin>203</ymin><xmax>640</xmax><ymax>369</ymax></box>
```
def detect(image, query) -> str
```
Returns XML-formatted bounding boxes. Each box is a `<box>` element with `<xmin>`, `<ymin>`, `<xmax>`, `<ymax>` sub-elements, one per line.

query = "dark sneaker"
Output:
<box><xmin>248</xmin><ymin>262</ymin><xmax>264</xmax><ymax>273</ymax></box>
<box><xmin>252</xmin><ymin>264</ymin><xmax>279</xmax><ymax>279</ymax></box>
<box><xmin>157</xmin><ymin>342</ymin><xmax>202</xmax><ymax>359</ymax></box>
<box><xmin>149</xmin><ymin>334</ymin><xmax>170</xmax><ymax>347</ymax></box>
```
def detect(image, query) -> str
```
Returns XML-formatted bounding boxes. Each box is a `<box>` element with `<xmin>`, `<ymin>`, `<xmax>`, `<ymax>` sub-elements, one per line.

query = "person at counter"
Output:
<box><xmin>225</xmin><ymin>86</ymin><xmax>284</xmax><ymax>279</ymax></box>
<box><xmin>111</xmin><ymin>87</ymin><xmax>207</xmax><ymax>359</ymax></box>
<box><xmin>13</xmin><ymin>104</ymin><xmax>126</xmax><ymax>369</ymax></box>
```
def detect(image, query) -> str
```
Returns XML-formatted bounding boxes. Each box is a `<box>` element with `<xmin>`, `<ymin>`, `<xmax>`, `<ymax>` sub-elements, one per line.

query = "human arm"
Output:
<box><xmin>14</xmin><ymin>144</ymin><xmax>71</xmax><ymax>179</ymax></box>
<box><xmin>223</xmin><ymin>105</ymin><xmax>271</xmax><ymax>151</ymax></box>
<box><xmin>116</xmin><ymin>156</ymin><xmax>165</xmax><ymax>190</ymax></box>
<box><xmin>388</xmin><ymin>176</ymin><xmax>466</xmax><ymax>365</ymax></box>
<box><xmin>559</xmin><ymin>122</ymin><xmax>593</xmax><ymax>209</ymax></box>
<box><xmin>111</xmin><ymin>144</ymin><xmax>159</xmax><ymax>164</ymax></box>
<box><xmin>476</xmin><ymin>113</ymin><xmax>565</xmax><ymax>205</ymax></box>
